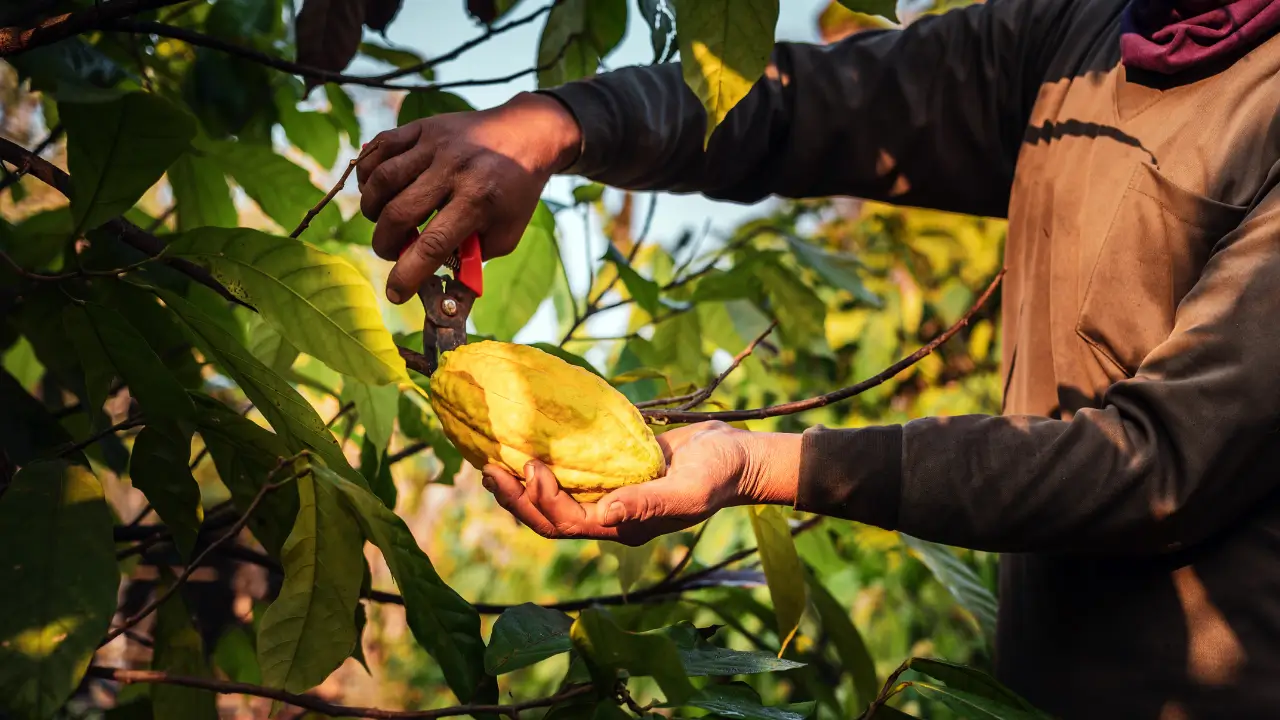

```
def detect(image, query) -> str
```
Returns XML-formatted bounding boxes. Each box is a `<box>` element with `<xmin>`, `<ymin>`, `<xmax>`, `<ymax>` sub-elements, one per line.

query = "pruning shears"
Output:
<box><xmin>411</xmin><ymin>232</ymin><xmax>483</xmax><ymax>375</ymax></box>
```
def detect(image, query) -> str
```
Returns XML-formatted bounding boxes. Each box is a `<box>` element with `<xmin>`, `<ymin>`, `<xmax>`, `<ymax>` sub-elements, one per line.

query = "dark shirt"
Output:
<box><xmin>543</xmin><ymin>0</ymin><xmax>1280</xmax><ymax>716</ymax></box>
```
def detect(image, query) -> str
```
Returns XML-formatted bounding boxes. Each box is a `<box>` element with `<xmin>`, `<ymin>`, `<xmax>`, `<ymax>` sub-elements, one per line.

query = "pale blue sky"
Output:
<box><xmin>341</xmin><ymin>0</ymin><xmax>836</xmax><ymax>348</ymax></box>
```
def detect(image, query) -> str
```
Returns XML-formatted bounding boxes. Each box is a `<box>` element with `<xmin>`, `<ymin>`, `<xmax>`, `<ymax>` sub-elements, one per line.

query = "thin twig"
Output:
<box><xmin>60</xmin><ymin>415</ymin><xmax>144</xmax><ymax>457</ymax></box>
<box><xmin>116</xmin><ymin>528</ymin><xmax>170</xmax><ymax>560</ymax></box>
<box><xmin>0</xmin><ymin>137</ymin><xmax>251</xmax><ymax>310</ymax></box>
<box><xmin>0</xmin><ymin>124</ymin><xmax>62</xmax><ymax>192</ymax></box>
<box><xmin>125</xmin><ymin>503</ymin><xmax>152</xmax><ymax>528</ymax></box>
<box><xmin>1</xmin><ymin>249</ymin><xmax>158</xmax><ymax>281</ymax></box>
<box><xmin>369</xmin><ymin>2</ymin><xmax>560</xmax><ymax>82</ymax></box>
<box><xmin>87</xmin><ymin>667</ymin><xmax>595</xmax><ymax>720</ymax></box>
<box><xmin>0</xmin><ymin>0</ymin><xmax>186</xmax><ymax>56</ymax></box>
<box><xmin>386</xmin><ymin>440</ymin><xmax>429</xmax><ymax>466</ymax></box>
<box><xmin>107</xmin><ymin>20</ymin><xmax>579</xmax><ymax>92</ymax></box>
<box><xmin>659</xmin><ymin>521</ymin><xmax>711</xmax><ymax>585</ymax></box>
<box><xmin>101</xmin><ymin>471</ymin><xmax>296</xmax><ymax>646</ymax></box>
<box><xmin>641</xmin><ymin>271</ymin><xmax>1005</xmax><ymax>424</ymax></box>
<box><xmin>292</xmin><ymin>154</ymin><xmax>361</xmax><ymax>239</ymax></box>
<box><xmin>672</xmin><ymin>321</ymin><xmax>776</xmax><ymax>412</ymax></box>
<box><xmin>326</xmin><ymin>401</ymin><xmax>356</xmax><ymax>428</ymax></box>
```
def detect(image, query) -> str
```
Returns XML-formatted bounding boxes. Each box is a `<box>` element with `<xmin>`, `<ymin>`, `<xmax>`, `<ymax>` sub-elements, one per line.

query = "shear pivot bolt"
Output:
<box><xmin>441</xmin><ymin>298</ymin><xmax>459</xmax><ymax>316</ymax></box>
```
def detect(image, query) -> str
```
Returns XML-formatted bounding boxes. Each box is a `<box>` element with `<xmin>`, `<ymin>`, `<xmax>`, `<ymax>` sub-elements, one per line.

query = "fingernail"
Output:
<box><xmin>603</xmin><ymin>502</ymin><xmax>626</xmax><ymax>527</ymax></box>
<box><xmin>523</xmin><ymin>462</ymin><xmax>536</xmax><ymax>482</ymax></box>
<box><xmin>481</xmin><ymin>474</ymin><xmax>495</xmax><ymax>492</ymax></box>
<box><xmin>386</xmin><ymin>287</ymin><xmax>404</xmax><ymax>304</ymax></box>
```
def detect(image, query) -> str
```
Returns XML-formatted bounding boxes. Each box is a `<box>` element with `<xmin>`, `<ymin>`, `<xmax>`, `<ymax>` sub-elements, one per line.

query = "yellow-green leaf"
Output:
<box><xmin>676</xmin><ymin>0</ymin><xmax>780</xmax><ymax>145</ymax></box>
<box><xmin>0</xmin><ymin>461</ymin><xmax>119</xmax><ymax>720</ymax></box>
<box><xmin>167</xmin><ymin>227</ymin><xmax>409</xmax><ymax>385</ymax></box>
<box><xmin>258</xmin><ymin>468</ymin><xmax>365</xmax><ymax>693</ymax></box>
<box><xmin>152</xmin><ymin>577</ymin><xmax>218</xmax><ymax>720</ymax></box>
<box><xmin>747</xmin><ymin>506</ymin><xmax>805</xmax><ymax>654</ymax></box>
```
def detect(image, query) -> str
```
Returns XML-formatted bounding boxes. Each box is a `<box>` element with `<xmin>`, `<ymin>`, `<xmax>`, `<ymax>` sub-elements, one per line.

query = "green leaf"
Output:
<box><xmin>912</xmin><ymin>683</ymin><xmax>1045</xmax><ymax>720</ymax></box>
<box><xmin>0</xmin><ymin>461</ymin><xmax>119</xmax><ymax>720</ymax></box>
<box><xmin>747</xmin><ymin>506</ymin><xmax>806</xmax><ymax>653</ymax></box>
<box><xmin>637</xmin><ymin>0</ymin><xmax>677</xmax><ymax>63</ymax></box>
<box><xmin>759</xmin><ymin>262</ymin><xmax>827</xmax><ymax>353</ymax></box>
<box><xmin>679</xmin><ymin>646</ymin><xmax>804</xmax><ymax>676</ymax></box>
<box><xmin>325</xmin><ymin>84</ymin><xmax>361</xmax><ymax>142</ymax></box>
<box><xmin>1</xmin><ymin>337</ymin><xmax>43</xmax><ymax>392</ymax></box>
<box><xmin>536</xmin><ymin>0</ymin><xmax>628</xmax><ymax>87</ymax></box>
<box><xmin>64</xmin><ymin>303</ymin><xmax>196</xmax><ymax>421</ymax></box>
<box><xmin>342</xmin><ymin>378</ymin><xmax>398</xmax><ymax>460</ymax></box>
<box><xmin>359</xmin><ymin>435</ymin><xmax>397</xmax><ymax>509</ymax></box>
<box><xmin>683</xmin><ymin>683</ymin><xmax>813</xmax><ymax>720</ymax></box>
<box><xmin>158</xmin><ymin>290</ymin><xmax>362</xmax><ymax>486</ymax></box>
<box><xmin>359</xmin><ymin>42</ymin><xmax>433</xmax><ymax>79</ymax></box>
<box><xmin>807</xmin><ymin>573</ymin><xmax>877</xmax><ymax>710</ymax></box>
<box><xmin>396</xmin><ymin>89</ymin><xmax>474</xmax><ymax>125</ymax></box>
<box><xmin>906</xmin><ymin>659</ymin><xmax>1044</xmax><ymax>715</ymax></box>
<box><xmin>484</xmin><ymin>604</ymin><xmax>574</xmax><ymax>675</ymax></box>
<box><xmin>193</xmin><ymin>397</ymin><xmax>300</xmax><ymax>559</ymax></box>
<box><xmin>0</xmin><ymin>370</ymin><xmax>75</xmax><ymax>466</ymax></box>
<box><xmin>61</xmin><ymin>307</ymin><xmax>114</xmax><ymax>430</ymax></box>
<box><xmin>598</xmin><ymin>539</ymin><xmax>655</xmax><ymax>596</ymax></box>
<box><xmin>168</xmin><ymin>152</ymin><xmax>238</xmax><ymax>232</ymax></box>
<box><xmin>569</xmin><ymin>607</ymin><xmax>695</xmax><ymax>704</ymax></box>
<box><xmin>572</xmin><ymin>182</ymin><xmax>605</xmax><ymax>204</ymax></box>
<box><xmin>62</xmin><ymin>92</ymin><xmax>195</xmax><ymax>233</ymax></box>
<box><xmin>246</xmin><ymin>314</ymin><xmax>300</xmax><ymax>374</ymax></box>
<box><xmin>471</xmin><ymin>202</ymin><xmax>559</xmax><ymax>341</ymax></box>
<box><xmin>167</xmin><ymin>227</ymin><xmax>409</xmax><ymax>385</ymax></box>
<box><xmin>92</xmin><ymin>280</ymin><xmax>204</xmax><ymax>389</ymax></box>
<box><xmin>785</xmin><ymin>236</ymin><xmax>879</xmax><ymax>306</ymax></box>
<box><xmin>899</xmin><ymin>534</ymin><xmax>997</xmax><ymax>645</ymax></box>
<box><xmin>676</xmin><ymin>0</ymin><xmax>780</xmax><ymax>145</ymax></box>
<box><xmin>213</xmin><ymin>625</ymin><xmax>262</xmax><ymax>685</ymax></box>
<box><xmin>130</xmin><ymin>426</ymin><xmax>203</xmax><ymax>561</ymax></box>
<box><xmin>202</xmin><ymin>138</ymin><xmax>341</xmax><ymax>238</ymax></box>
<box><xmin>151</xmin><ymin>580</ymin><xmax>218</xmax><ymax>720</ymax></box>
<box><xmin>396</xmin><ymin>395</ymin><xmax>463</xmax><ymax>484</ymax></box>
<box><xmin>603</xmin><ymin>245</ymin><xmax>661</xmax><ymax>316</ymax></box>
<box><xmin>318</xmin><ymin>467</ymin><xmax>486</xmax><ymax>702</ymax></box>
<box><xmin>9</xmin><ymin>38</ymin><xmax>127</xmax><ymax>103</ymax></box>
<box><xmin>258</xmin><ymin>468</ymin><xmax>365</xmax><ymax>693</ymax></box>
<box><xmin>837</xmin><ymin>0</ymin><xmax>898</xmax><ymax>22</ymax></box>
<box><xmin>278</xmin><ymin>104</ymin><xmax>341</xmax><ymax>169</ymax></box>
<box><xmin>640</xmin><ymin>311</ymin><xmax>706</xmax><ymax>385</ymax></box>
<box><xmin>528</xmin><ymin>343</ymin><xmax>603</xmax><ymax>377</ymax></box>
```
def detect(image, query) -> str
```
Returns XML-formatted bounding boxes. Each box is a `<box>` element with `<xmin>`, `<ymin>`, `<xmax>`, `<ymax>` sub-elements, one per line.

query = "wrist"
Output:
<box><xmin>506</xmin><ymin>91</ymin><xmax>582</xmax><ymax>175</ymax></box>
<box><xmin>735</xmin><ymin>431</ymin><xmax>802</xmax><ymax>507</ymax></box>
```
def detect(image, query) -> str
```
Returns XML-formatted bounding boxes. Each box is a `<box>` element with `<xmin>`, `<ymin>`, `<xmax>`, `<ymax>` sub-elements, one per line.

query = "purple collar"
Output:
<box><xmin>1121</xmin><ymin>0</ymin><xmax>1280</xmax><ymax>74</ymax></box>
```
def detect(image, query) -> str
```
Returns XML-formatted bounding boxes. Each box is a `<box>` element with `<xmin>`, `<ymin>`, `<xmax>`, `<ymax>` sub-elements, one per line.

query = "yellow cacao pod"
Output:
<box><xmin>428</xmin><ymin>341</ymin><xmax>666</xmax><ymax>501</ymax></box>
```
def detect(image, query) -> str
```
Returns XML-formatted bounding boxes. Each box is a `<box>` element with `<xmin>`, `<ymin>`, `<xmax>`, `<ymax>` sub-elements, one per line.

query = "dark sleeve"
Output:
<box><xmin>796</xmin><ymin>183</ymin><xmax>1280</xmax><ymax>556</ymax></box>
<box><xmin>540</xmin><ymin>0</ymin><xmax>1076</xmax><ymax>217</ymax></box>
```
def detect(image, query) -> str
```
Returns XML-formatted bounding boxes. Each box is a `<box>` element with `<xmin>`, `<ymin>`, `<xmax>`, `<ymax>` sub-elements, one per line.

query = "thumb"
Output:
<box><xmin>595</xmin><ymin>475</ymin><xmax>705</xmax><ymax>528</ymax></box>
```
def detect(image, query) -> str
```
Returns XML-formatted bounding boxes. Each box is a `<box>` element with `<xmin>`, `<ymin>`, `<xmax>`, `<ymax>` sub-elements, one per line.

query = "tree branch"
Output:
<box><xmin>640</xmin><ymin>270</ymin><xmax>1005</xmax><ymax>424</ymax></box>
<box><xmin>60</xmin><ymin>415</ymin><xmax>144</xmax><ymax>457</ymax></box>
<box><xmin>102</xmin><ymin>470</ymin><xmax>295</xmax><ymax>646</ymax></box>
<box><xmin>0</xmin><ymin>0</ymin><xmax>186</xmax><ymax>56</ymax></box>
<box><xmin>369</xmin><ymin>2</ymin><xmax>560</xmax><ymax>82</ymax></box>
<box><xmin>0</xmin><ymin>136</ymin><xmax>252</xmax><ymax>310</ymax></box>
<box><xmin>87</xmin><ymin>667</ymin><xmax>595</xmax><ymax>720</ymax></box>
<box><xmin>637</xmin><ymin>319</ymin><xmax>773</xmax><ymax>409</ymax></box>
<box><xmin>106</xmin><ymin>19</ymin><xmax>578</xmax><ymax>92</ymax></box>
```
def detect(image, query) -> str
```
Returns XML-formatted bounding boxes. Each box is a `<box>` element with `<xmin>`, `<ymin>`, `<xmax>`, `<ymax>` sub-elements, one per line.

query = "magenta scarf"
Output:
<box><xmin>1121</xmin><ymin>0</ymin><xmax>1280</xmax><ymax>74</ymax></box>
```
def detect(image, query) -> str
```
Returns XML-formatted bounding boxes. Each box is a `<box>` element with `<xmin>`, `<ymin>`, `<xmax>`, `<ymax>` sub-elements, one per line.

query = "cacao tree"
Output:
<box><xmin>0</xmin><ymin>1</ymin><xmax>1039</xmax><ymax>719</ymax></box>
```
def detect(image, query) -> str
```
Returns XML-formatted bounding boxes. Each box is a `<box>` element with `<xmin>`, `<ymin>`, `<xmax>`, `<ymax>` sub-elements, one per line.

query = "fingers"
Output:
<box><xmin>356</xmin><ymin>124</ymin><xmax>422</xmax><ymax>194</ymax></box>
<box><xmin>594</xmin><ymin>473</ymin><xmax>711</xmax><ymax>528</ymax></box>
<box><xmin>369</xmin><ymin>169</ymin><xmax>449</xmax><ymax>261</ymax></box>
<box><xmin>481</xmin><ymin>464</ymin><xmax>558</xmax><ymax>538</ymax></box>
<box><xmin>384</xmin><ymin>200</ymin><xmax>484</xmax><ymax>304</ymax></box>
<box><xmin>524</xmin><ymin>461</ymin><xmax>603</xmax><ymax>538</ymax></box>
<box><xmin>360</xmin><ymin>142</ymin><xmax>436</xmax><ymax>226</ymax></box>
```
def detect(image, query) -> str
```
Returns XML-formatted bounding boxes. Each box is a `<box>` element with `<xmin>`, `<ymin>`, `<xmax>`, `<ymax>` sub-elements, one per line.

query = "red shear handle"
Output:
<box><xmin>457</xmin><ymin>232</ymin><xmax>483</xmax><ymax>298</ymax></box>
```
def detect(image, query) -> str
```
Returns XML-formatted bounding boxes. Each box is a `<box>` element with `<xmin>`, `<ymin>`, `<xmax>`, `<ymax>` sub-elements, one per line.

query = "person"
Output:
<box><xmin>356</xmin><ymin>0</ymin><xmax>1280</xmax><ymax>716</ymax></box>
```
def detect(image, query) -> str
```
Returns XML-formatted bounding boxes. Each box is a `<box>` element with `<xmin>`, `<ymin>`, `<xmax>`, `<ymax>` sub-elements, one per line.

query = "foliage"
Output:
<box><xmin>0</xmin><ymin>1</ymin><xmax>1028</xmax><ymax>720</ymax></box>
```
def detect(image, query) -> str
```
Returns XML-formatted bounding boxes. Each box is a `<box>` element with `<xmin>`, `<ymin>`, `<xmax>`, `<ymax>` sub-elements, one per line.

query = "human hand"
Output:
<box><xmin>480</xmin><ymin>421</ymin><xmax>802</xmax><ymax>546</ymax></box>
<box><xmin>355</xmin><ymin>91</ymin><xmax>581</xmax><ymax>304</ymax></box>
